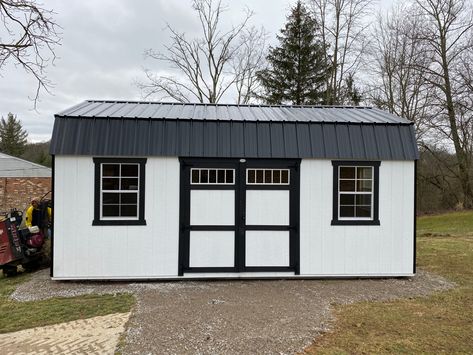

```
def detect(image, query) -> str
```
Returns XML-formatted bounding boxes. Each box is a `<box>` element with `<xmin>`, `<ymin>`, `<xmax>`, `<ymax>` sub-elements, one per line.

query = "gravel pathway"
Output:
<box><xmin>11</xmin><ymin>270</ymin><xmax>454</xmax><ymax>354</ymax></box>
<box><xmin>0</xmin><ymin>312</ymin><xmax>130</xmax><ymax>355</ymax></box>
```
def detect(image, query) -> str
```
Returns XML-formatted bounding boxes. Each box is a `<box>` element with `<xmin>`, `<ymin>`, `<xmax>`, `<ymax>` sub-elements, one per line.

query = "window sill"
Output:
<box><xmin>92</xmin><ymin>219</ymin><xmax>147</xmax><ymax>226</ymax></box>
<box><xmin>331</xmin><ymin>219</ymin><xmax>380</xmax><ymax>226</ymax></box>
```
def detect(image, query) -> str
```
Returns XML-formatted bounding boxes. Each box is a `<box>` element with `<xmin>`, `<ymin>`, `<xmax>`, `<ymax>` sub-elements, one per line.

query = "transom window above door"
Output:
<box><xmin>190</xmin><ymin>168</ymin><xmax>235</xmax><ymax>185</ymax></box>
<box><xmin>246</xmin><ymin>169</ymin><xmax>290</xmax><ymax>185</ymax></box>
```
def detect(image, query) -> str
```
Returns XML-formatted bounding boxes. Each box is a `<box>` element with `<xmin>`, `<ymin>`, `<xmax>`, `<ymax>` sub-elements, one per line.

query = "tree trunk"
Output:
<box><xmin>439</xmin><ymin>32</ymin><xmax>473</xmax><ymax>208</ymax></box>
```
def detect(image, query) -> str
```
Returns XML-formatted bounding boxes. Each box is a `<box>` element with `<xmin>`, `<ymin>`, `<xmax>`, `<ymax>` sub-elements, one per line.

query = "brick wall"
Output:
<box><xmin>0</xmin><ymin>177</ymin><xmax>52</xmax><ymax>212</ymax></box>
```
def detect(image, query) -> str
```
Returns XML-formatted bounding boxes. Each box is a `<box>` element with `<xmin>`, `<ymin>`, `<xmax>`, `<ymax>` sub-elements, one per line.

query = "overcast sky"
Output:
<box><xmin>1</xmin><ymin>0</ymin><xmax>392</xmax><ymax>142</ymax></box>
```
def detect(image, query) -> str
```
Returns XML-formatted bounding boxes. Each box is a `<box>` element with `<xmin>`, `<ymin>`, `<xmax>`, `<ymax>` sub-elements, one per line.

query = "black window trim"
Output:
<box><xmin>331</xmin><ymin>160</ymin><xmax>380</xmax><ymax>226</ymax></box>
<box><xmin>93</xmin><ymin>157</ymin><xmax>147</xmax><ymax>226</ymax></box>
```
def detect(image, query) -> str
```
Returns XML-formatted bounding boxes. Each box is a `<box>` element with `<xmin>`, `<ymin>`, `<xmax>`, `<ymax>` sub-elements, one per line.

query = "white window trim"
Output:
<box><xmin>190</xmin><ymin>168</ymin><xmax>235</xmax><ymax>185</ymax></box>
<box><xmin>100</xmin><ymin>163</ymin><xmax>140</xmax><ymax>221</ymax></box>
<box><xmin>337</xmin><ymin>166</ymin><xmax>374</xmax><ymax>221</ymax></box>
<box><xmin>246</xmin><ymin>169</ymin><xmax>290</xmax><ymax>185</ymax></box>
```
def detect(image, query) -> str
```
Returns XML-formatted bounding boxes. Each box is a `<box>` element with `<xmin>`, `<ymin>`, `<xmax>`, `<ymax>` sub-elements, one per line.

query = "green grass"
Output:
<box><xmin>304</xmin><ymin>211</ymin><xmax>473</xmax><ymax>354</ymax></box>
<box><xmin>0</xmin><ymin>271</ymin><xmax>134</xmax><ymax>334</ymax></box>
<box><xmin>417</xmin><ymin>210</ymin><xmax>473</xmax><ymax>236</ymax></box>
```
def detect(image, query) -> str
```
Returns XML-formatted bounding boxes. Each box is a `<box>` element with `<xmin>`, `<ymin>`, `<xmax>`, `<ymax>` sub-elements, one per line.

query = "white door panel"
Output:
<box><xmin>246</xmin><ymin>190</ymin><xmax>289</xmax><ymax>225</ymax></box>
<box><xmin>190</xmin><ymin>190</ymin><xmax>235</xmax><ymax>225</ymax></box>
<box><xmin>245</xmin><ymin>231</ymin><xmax>290</xmax><ymax>267</ymax></box>
<box><xmin>189</xmin><ymin>231</ymin><xmax>235</xmax><ymax>267</ymax></box>
<box><xmin>184</xmin><ymin>162</ymin><xmax>296</xmax><ymax>273</ymax></box>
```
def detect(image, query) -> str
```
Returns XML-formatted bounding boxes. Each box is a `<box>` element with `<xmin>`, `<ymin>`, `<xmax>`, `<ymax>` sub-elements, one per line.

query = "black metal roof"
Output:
<box><xmin>50</xmin><ymin>101</ymin><xmax>419</xmax><ymax>160</ymax></box>
<box><xmin>58</xmin><ymin>100</ymin><xmax>411</xmax><ymax>124</ymax></box>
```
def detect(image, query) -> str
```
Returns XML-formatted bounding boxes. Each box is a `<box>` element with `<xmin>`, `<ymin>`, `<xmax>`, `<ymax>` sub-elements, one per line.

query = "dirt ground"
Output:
<box><xmin>11</xmin><ymin>269</ymin><xmax>453</xmax><ymax>354</ymax></box>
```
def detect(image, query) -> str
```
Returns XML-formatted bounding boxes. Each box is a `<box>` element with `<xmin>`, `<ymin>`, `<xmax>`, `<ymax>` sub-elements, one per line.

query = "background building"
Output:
<box><xmin>0</xmin><ymin>152</ymin><xmax>51</xmax><ymax>212</ymax></box>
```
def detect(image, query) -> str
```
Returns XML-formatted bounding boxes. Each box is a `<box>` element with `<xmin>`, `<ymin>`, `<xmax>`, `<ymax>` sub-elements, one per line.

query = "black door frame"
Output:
<box><xmin>178</xmin><ymin>157</ymin><xmax>300</xmax><ymax>276</ymax></box>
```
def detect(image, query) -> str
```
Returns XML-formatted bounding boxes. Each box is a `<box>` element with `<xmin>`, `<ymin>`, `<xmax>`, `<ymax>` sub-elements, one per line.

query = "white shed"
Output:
<box><xmin>50</xmin><ymin>101</ymin><xmax>418</xmax><ymax>280</ymax></box>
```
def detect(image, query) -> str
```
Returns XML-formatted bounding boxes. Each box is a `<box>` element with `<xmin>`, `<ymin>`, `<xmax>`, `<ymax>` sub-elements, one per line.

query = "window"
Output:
<box><xmin>190</xmin><ymin>168</ymin><xmax>234</xmax><ymax>184</ymax></box>
<box><xmin>246</xmin><ymin>169</ymin><xmax>290</xmax><ymax>185</ymax></box>
<box><xmin>93</xmin><ymin>158</ymin><xmax>146</xmax><ymax>225</ymax></box>
<box><xmin>331</xmin><ymin>161</ymin><xmax>380</xmax><ymax>225</ymax></box>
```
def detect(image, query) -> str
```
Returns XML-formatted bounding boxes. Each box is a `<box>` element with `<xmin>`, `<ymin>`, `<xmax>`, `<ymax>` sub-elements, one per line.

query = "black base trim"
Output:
<box><xmin>92</xmin><ymin>220</ymin><xmax>147</xmax><ymax>226</ymax></box>
<box><xmin>245</xmin><ymin>225</ymin><xmax>295</xmax><ymax>231</ymax></box>
<box><xmin>242</xmin><ymin>266</ymin><xmax>294</xmax><ymax>272</ymax></box>
<box><xmin>188</xmin><ymin>225</ymin><xmax>235</xmax><ymax>231</ymax></box>
<box><xmin>182</xmin><ymin>266</ymin><xmax>294</xmax><ymax>273</ymax></box>
<box><xmin>331</xmin><ymin>220</ymin><xmax>380</xmax><ymax>226</ymax></box>
<box><xmin>183</xmin><ymin>267</ymin><xmax>236</xmax><ymax>273</ymax></box>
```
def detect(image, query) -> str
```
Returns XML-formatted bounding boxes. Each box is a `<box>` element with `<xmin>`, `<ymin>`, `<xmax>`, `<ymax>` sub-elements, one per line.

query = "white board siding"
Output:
<box><xmin>189</xmin><ymin>231</ymin><xmax>235</xmax><ymax>267</ymax></box>
<box><xmin>245</xmin><ymin>190</ymin><xmax>289</xmax><ymax>226</ymax></box>
<box><xmin>54</xmin><ymin>156</ymin><xmax>415</xmax><ymax>279</ymax></box>
<box><xmin>53</xmin><ymin>156</ymin><xmax>180</xmax><ymax>278</ymax></box>
<box><xmin>245</xmin><ymin>231</ymin><xmax>290</xmax><ymax>267</ymax></box>
<box><xmin>299</xmin><ymin>159</ymin><xmax>415</xmax><ymax>276</ymax></box>
<box><xmin>190</xmin><ymin>190</ymin><xmax>235</xmax><ymax>226</ymax></box>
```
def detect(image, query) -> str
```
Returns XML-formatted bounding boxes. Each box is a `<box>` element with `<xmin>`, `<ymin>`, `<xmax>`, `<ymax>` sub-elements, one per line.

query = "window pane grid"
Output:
<box><xmin>338</xmin><ymin>166</ymin><xmax>373</xmax><ymax>220</ymax></box>
<box><xmin>101</xmin><ymin>163</ymin><xmax>140</xmax><ymax>220</ymax></box>
<box><xmin>246</xmin><ymin>169</ymin><xmax>290</xmax><ymax>185</ymax></box>
<box><xmin>190</xmin><ymin>168</ymin><xmax>235</xmax><ymax>185</ymax></box>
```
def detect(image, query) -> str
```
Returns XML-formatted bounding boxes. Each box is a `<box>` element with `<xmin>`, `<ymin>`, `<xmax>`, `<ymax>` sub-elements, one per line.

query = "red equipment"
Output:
<box><xmin>0</xmin><ymin>210</ymin><xmax>45</xmax><ymax>277</ymax></box>
<box><xmin>0</xmin><ymin>219</ymin><xmax>23</xmax><ymax>266</ymax></box>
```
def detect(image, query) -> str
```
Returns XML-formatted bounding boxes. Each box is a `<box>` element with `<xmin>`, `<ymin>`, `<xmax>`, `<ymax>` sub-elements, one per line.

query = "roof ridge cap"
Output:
<box><xmin>82</xmin><ymin>99</ymin><xmax>372</xmax><ymax>109</ymax></box>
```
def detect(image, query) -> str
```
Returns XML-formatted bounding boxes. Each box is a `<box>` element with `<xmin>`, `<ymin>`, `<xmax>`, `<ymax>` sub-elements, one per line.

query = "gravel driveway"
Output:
<box><xmin>12</xmin><ymin>270</ymin><xmax>453</xmax><ymax>354</ymax></box>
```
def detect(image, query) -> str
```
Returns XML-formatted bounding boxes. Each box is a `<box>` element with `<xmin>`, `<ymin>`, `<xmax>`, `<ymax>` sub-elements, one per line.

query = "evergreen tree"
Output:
<box><xmin>0</xmin><ymin>113</ymin><xmax>28</xmax><ymax>156</ymax></box>
<box><xmin>21</xmin><ymin>141</ymin><xmax>51</xmax><ymax>167</ymax></box>
<box><xmin>343</xmin><ymin>73</ymin><xmax>363</xmax><ymax>105</ymax></box>
<box><xmin>257</xmin><ymin>1</ymin><xmax>330</xmax><ymax>105</ymax></box>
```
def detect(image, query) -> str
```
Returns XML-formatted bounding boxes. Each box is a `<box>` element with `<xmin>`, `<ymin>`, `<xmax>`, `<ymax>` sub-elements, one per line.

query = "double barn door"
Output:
<box><xmin>179</xmin><ymin>159</ymin><xmax>300</xmax><ymax>275</ymax></box>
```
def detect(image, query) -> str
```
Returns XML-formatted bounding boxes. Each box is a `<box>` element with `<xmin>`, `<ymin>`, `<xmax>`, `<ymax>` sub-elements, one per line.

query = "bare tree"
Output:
<box><xmin>138</xmin><ymin>0</ymin><xmax>266</xmax><ymax>104</ymax></box>
<box><xmin>0</xmin><ymin>0</ymin><xmax>60</xmax><ymax>107</ymax></box>
<box><xmin>309</xmin><ymin>0</ymin><xmax>373</xmax><ymax>105</ymax></box>
<box><xmin>417</xmin><ymin>147</ymin><xmax>462</xmax><ymax>212</ymax></box>
<box><xmin>412</xmin><ymin>0</ymin><xmax>473</xmax><ymax>208</ymax></box>
<box><xmin>456</xmin><ymin>51</ymin><xmax>473</xmax><ymax>156</ymax></box>
<box><xmin>367</xmin><ymin>3</ymin><xmax>432</xmax><ymax>143</ymax></box>
<box><xmin>231</xmin><ymin>27</ymin><xmax>267</xmax><ymax>104</ymax></box>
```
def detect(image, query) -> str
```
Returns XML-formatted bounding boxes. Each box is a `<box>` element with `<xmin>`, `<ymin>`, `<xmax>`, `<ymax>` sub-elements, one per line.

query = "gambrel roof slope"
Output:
<box><xmin>51</xmin><ymin>101</ymin><xmax>418</xmax><ymax>160</ymax></box>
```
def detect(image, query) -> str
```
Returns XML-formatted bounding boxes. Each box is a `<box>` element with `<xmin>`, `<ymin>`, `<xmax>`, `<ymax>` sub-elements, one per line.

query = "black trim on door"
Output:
<box><xmin>178</xmin><ymin>158</ymin><xmax>301</xmax><ymax>275</ymax></box>
<box><xmin>243</xmin><ymin>159</ymin><xmax>301</xmax><ymax>274</ymax></box>
<box><xmin>179</xmin><ymin>158</ymin><xmax>241</xmax><ymax>275</ymax></box>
